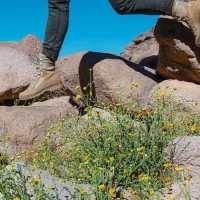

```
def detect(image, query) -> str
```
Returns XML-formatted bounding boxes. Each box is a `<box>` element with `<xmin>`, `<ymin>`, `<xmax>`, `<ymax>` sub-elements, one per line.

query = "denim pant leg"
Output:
<box><xmin>43</xmin><ymin>0</ymin><xmax>70</xmax><ymax>61</ymax></box>
<box><xmin>109</xmin><ymin>0</ymin><xmax>175</xmax><ymax>15</ymax></box>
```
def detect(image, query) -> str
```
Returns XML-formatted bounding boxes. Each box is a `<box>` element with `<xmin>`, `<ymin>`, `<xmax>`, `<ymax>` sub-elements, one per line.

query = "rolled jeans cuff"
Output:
<box><xmin>43</xmin><ymin>47</ymin><xmax>59</xmax><ymax>62</ymax></box>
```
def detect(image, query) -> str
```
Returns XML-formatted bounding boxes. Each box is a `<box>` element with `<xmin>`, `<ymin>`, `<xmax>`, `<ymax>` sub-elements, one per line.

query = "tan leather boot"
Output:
<box><xmin>172</xmin><ymin>1</ymin><xmax>200</xmax><ymax>47</ymax></box>
<box><xmin>19</xmin><ymin>54</ymin><xmax>62</xmax><ymax>100</ymax></box>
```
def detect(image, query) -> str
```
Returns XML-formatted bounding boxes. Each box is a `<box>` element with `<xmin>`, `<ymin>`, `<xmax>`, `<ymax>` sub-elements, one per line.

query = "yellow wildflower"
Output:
<box><xmin>83</xmin><ymin>155</ymin><xmax>89</xmax><ymax>162</ymax></box>
<box><xmin>170</xmin><ymin>197</ymin><xmax>176</xmax><ymax>200</ymax></box>
<box><xmin>109</xmin><ymin>157</ymin><xmax>115</xmax><ymax>161</ymax></box>
<box><xmin>98</xmin><ymin>184</ymin><xmax>106</xmax><ymax>190</ymax></box>
<box><xmin>127</xmin><ymin>187</ymin><xmax>135</xmax><ymax>195</ymax></box>
<box><xmin>10</xmin><ymin>156</ymin><xmax>15</xmax><ymax>161</ymax></box>
<box><xmin>163</xmin><ymin>163</ymin><xmax>172</xmax><ymax>168</ymax></box>
<box><xmin>138</xmin><ymin>174</ymin><xmax>144</xmax><ymax>178</ymax></box>
<box><xmin>31</xmin><ymin>168</ymin><xmax>36</xmax><ymax>172</ymax></box>
<box><xmin>175</xmin><ymin>167</ymin><xmax>183</xmax><ymax>172</ymax></box>
<box><xmin>142</xmin><ymin>107</ymin><xmax>147</xmax><ymax>111</ymax></box>
<box><xmin>21</xmin><ymin>150</ymin><xmax>26</xmax><ymax>154</ymax></box>
<box><xmin>99</xmin><ymin>151</ymin><xmax>104</xmax><ymax>154</ymax></box>
<box><xmin>109</xmin><ymin>188</ymin><xmax>115</xmax><ymax>195</ymax></box>
<box><xmin>94</xmin><ymin>158</ymin><xmax>100</xmax><ymax>162</ymax></box>
<box><xmin>120</xmin><ymin>154</ymin><xmax>126</xmax><ymax>158</ymax></box>
<box><xmin>165</xmin><ymin>182</ymin><xmax>170</xmax><ymax>186</ymax></box>
<box><xmin>34</xmin><ymin>152</ymin><xmax>39</xmax><ymax>157</ymax></box>
<box><xmin>191</xmin><ymin>125</ymin><xmax>196</xmax><ymax>132</ymax></box>
<box><xmin>157</xmin><ymin>97</ymin><xmax>161</xmax><ymax>101</ymax></box>
<box><xmin>166</xmin><ymin>177</ymin><xmax>171</xmax><ymax>181</ymax></box>
<box><xmin>0</xmin><ymin>156</ymin><xmax>5</xmax><ymax>160</ymax></box>
<box><xmin>149</xmin><ymin>190</ymin><xmax>155</xmax><ymax>196</ymax></box>
<box><xmin>125</xmin><ymin>125</ymin><xmax>131</xmax><ymax>129</ymax></box>
<box><xmin>115</xmin><ymin>142</ymin><xmax>121</xmax><ymax>147</ymax></box>
<box><xmin>13</xmin><ymin>198</ymin><xmax>20</xmax><ymax>200</ymax></box>
<box><xmin>137</xmin><ymin>146</ymin><xmax>145</xmax><ymax>151</ymax></box>
<box><xmin>116</xmin><ymin>103</ymin><xmax>121</xmax><ymax>107</ymax></box>
<box><xmin>131</xmin><ymin>174</ymin><xmax>136</xmax><ymax>179</ymax></box>
<box><xmin>34</xmin><ymin>178</ymin><xmax>40</xmax><ymax>183</ymax></box>
<box><xmin>158</xmin><ymin>176</ymin><xmax>164</xmax><ymax>180</ymax></box>
<box><xmin>187</xmin><ymin>167</ymin><xmax>192</xmax><ymax>171</ymax></box>
<box><xmin>87</xmin><ymin>132</ymin><xmax>92</xmax><ymax>135</ymax></box>
<box><xmin>144</xmin><ymin>175</ymin><xmax>151</xmax><ymax>181</ymax></box>
<box><xmin>10</xmin><ymin>167</ymin><xmax>15</xmax><ymax>172</ymax></box>
<box><xmin>161</xmin><ymin>92</ymin><xmax>167</xmax><ymax>96</ymax></box>
<box><xmin>75</xmin><ymin>94</ymin><xmax>81</xmax><ymax>100</ymax></box>
<box><xmin>133</xmin><ymin>83</ymin><xmax>139</xmax><ymax>87</ymax></box>
<box><xmin>160</xmin><ymin>125</ymin><xmax>168</xmax><ymax>132</ymax></box>
<box><xmin>131</xmin><ymin>190</ymin><xmax>136</xmax><ymax>195</ymax></box>
<box><xmin>61</xmin><ymin>153</ymin><xmax>66</xmax><ymax>157</ymax></box>
<box><xmin>5</xmin><ymin>136</ymin><xmax>11</xmax><ymax>141</ymax></box>
<box><xmin>80</xmin><ymin>190</ymin><xmax>88</xmax><ymax>195</ymax></box>
<box><xmin>75</xmin><ymin>85</ymin><xmax>81</xmax><ymax>89</ymax></box>
<box><xmin>186</xmin><ymin>175</ymin><xmax>192</xmax><ymax>180</ymax></box>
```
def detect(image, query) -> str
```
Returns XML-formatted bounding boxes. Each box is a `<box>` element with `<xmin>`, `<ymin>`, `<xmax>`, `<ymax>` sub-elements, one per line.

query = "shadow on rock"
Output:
<box><xmin>78</xmin><ymin>52</ymin><xmax>162</xmax><ymax>105</ymax></box>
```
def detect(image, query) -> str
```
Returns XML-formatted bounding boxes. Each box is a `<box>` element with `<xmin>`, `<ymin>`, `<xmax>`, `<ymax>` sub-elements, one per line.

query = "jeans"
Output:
<box><xmin>43</xmin><ymin>0</ymin><xmax>70</xmax><ymax>61</ymax></box>
<box><xmin>109</xmin><ymin>0</ymin><xmax>175</xmax><ymax>15</ymax></box>
<box><xmin>43</xmin><ymin>0</ymin><xmax>175</xmax><ymax>61</ymax></box>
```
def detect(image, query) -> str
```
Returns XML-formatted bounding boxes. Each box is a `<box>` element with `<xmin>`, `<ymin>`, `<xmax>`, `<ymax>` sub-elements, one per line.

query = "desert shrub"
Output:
<box><xmin>0</xmin><ymin>84</ymin><xmax>199</xmax><ymax>199</ymax></box>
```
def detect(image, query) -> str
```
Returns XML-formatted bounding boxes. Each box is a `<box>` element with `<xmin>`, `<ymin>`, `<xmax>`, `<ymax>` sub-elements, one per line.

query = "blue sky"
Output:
<box><xmin>0</xmin><ymin>1</ymin><xmax>159</xmax><ymax>58</ymax></box>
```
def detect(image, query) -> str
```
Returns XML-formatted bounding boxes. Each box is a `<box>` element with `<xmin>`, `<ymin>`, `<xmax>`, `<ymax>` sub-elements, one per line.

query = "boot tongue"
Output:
<box><xmin>37</xmin><ymin>54</ymin><xmax>55</xmax><ymax>71</ymax></box>
<box><xmin>172</xmin><ymin>2</ymin><xmax>187</xmax><ymax>19</ymax></box>
<box><xmin>176</xmin><ymin>4</ymin><xmax>186</xmax><ymax>19</ymax></box>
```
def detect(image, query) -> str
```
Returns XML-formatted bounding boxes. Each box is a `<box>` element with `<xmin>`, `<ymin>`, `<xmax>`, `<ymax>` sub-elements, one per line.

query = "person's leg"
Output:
<box><xmin>109</xmin><ymin>0</ymin><xmax>175</xmax><ymax>15</ymax></box>
<box><xmin>19</xmin><ymin>0</ymin><xmax>70</xmax><ymax>100</ymax></box>
<box><xmin>43</xmin><ymin>0</ymin><xmax>70</xmax><ymax>62</ymax></box>
<box><xmin>171</xmin><ymin>1</ymin><xmax>200</xmax><ymax>47</ymax></box>
<box><xmin>109</xmin><ymin>0</ymin><xmax>200</xmax><ymax>47</ymax></box>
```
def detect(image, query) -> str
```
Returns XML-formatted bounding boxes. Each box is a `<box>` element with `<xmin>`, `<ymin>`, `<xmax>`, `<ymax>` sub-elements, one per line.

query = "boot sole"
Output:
<box><xmin>19</xmin><ymin>83</ymin><xmax>63</xmax><ymax>101</ymax></box>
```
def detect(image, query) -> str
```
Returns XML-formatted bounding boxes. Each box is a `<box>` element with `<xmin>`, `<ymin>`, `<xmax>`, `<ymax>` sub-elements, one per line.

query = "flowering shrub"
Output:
<box><xmin>0</xmin><ymin>83</ymin><xmax>199</xmax><ymax>199</ymax></box>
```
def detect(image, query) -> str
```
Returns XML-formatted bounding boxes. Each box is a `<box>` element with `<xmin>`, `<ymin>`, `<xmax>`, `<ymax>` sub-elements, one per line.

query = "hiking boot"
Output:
<box><xmin>19</xmin><ymin>54</ymin><xmax>62</xmax><ymax>100</ymax></box>
<box><xmin>172</xmin><ymin>1</ymin><xmax>200</xmax><ymax>47</ymax></box>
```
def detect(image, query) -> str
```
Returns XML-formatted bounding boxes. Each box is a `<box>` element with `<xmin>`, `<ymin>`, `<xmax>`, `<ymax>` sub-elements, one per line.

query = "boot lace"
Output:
<box><xmin>28</xmin><ymin>57</ymin><xmax>42</xmax><ymax>90</ymax></box>
<box><xmin>174</xmin><ymin>16</ymin><xmax>187</xmax><ymax>22</ymax></box>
